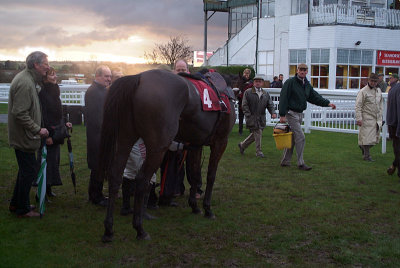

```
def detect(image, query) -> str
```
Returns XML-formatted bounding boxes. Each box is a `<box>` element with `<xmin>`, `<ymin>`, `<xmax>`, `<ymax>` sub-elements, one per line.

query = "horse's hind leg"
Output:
<box><xmin>204</xmin><ymin>140</ymin><xmax>228</xmax><ymax>219</ymax></box>
<box><xmin>133</xmin><ymin>151</ymin><xmax>165</xmax><ymax>240</ymax></box>
<box><xmin>186</xmin><ymin>147</ymin><xmax>203</xmax><ymax>214</ymax></box>
<box><xmin>102</xmin><ymin>141</ymin><xmax>133</xmax><ymax>243</ymax></box>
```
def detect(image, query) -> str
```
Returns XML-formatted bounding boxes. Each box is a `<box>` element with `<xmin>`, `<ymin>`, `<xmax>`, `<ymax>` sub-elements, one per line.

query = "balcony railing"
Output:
<box><xmin>309</xmin><ymin>4</ymin><xmax>400</xmax><ymax>29</ymax></box>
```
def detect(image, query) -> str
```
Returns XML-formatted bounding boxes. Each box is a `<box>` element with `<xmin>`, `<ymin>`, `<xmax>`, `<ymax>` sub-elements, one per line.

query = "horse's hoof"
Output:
<box><xmin>102</xmin><ymin>234</ymin><xmax>113</xmax><ymax>243</ymax></box>
<box><xmin>204</xmin><ymin>211</ymin><xmax>216</xmax><ymax>220</ymax></box>
<box><xmin>136</xmin><ymin>232</ymin><xmax>151</xmax><ymax>241</ymax></box>
<box><xmin>192</xmin><ymin>207</ymin><xmax>202</xmax><ymax>214</ymax></box>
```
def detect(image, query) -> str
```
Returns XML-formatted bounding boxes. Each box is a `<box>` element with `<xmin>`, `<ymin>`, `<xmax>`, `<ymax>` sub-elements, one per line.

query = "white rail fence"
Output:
<box><xmin>0</xmin><ymin>85</ymin><xmax>389</xmax><ymax>153</ymax></box>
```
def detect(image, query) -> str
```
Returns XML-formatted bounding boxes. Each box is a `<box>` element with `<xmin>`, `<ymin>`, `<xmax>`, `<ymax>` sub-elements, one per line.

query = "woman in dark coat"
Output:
<box><xmin>38</xmin><ymin>67</ymin><xmax>72</xmax><ymax>197</ymax></box>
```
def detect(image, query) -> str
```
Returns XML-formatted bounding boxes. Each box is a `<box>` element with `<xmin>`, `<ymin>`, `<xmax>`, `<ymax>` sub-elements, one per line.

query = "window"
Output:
<box><xmin>230</xmin><ymin>5</ymin><xmax>257</xmax><ymax>37</ymax></box>
<box><xmin>289</xmin><ymin>49</ymin><xmax>307</xmax><ymax>77</ymax></box>
<box><xmin>336</xmin><ymin>49</ymin><xmax>373</xmax><ymax>89</ymax></box>
<box><xmin>311</xmin><ymin>49</ymin><xmax>330</xmax><ymax>89</ymax></box>
<box><xmin>292</xmin><ymin>0</ymin><xmax>308</xmax><ymax>14</ymax></box>
<box><xmin>261</xmin><ymin>0</ymin><xmax>275</xmax><ymax>17</ymax></box>
<box><xmin>375</xmin><ymin>66</ymin><xmax>400</xmax><ymax>84</ymax></box>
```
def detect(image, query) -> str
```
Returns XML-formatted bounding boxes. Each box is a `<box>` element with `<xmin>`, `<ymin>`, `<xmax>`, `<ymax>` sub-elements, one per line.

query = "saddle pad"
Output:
<box><xmin>186</xmin><ymin>77</ymin><xmax>230</xmax><ymax>113</ymax></box>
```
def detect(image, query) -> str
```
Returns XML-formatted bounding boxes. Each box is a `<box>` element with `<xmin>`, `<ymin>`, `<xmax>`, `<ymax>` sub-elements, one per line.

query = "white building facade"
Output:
<box><xmin>206</xmin><ymin>0</ymin><xmax>400</xmax><ymax>90</ymax></box>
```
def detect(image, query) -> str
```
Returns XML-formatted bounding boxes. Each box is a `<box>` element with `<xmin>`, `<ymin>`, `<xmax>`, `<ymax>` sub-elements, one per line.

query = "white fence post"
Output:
<box><xmin>304</xmin><ymin>106</ymin><xmax>312</xmax><ymax>133</ymax></box>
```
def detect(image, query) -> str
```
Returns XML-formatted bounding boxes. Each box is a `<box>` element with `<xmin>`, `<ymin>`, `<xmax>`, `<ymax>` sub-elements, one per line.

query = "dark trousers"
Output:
<box><xmin>238</xmin><ymin>108</ymin><xmax>244</xmax><ymax>134</ymax></box>
<box><xmin>159</xmin><ymin>151</ymin><xmax>185</xmax><ymax>200</ymax></box>
<box><xmin>10</xmin><ymin>149</ymin><xmax>37</xmax><ymax>215</ymax></box>
<box><xmin>88</xmin><ymin>169</ymin><xmax>105</xmax><ymax>203</ymax></box>
<box><xmin>389</xmin><ymin>125</ymin><xmax>400</xmax><ymax>176</ymax></box>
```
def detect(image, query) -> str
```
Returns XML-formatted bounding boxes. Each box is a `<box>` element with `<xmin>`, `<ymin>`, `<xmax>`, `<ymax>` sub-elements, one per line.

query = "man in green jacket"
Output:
<box><xmin>8</xmin><ymin>51</ymin><xmax>50</xmax><ymax>217</ymax></box>
<box><xmin>279</xmin><ymin>64</ymin><xmax>336</xmax><ymax>171</ymax></box>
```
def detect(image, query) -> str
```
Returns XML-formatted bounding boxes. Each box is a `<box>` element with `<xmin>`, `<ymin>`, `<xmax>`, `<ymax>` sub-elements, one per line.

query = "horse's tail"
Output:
<box><xmin>98</xmin><ymin>75</ymin><xmax>141</xmax><ymax>181</ymax></box>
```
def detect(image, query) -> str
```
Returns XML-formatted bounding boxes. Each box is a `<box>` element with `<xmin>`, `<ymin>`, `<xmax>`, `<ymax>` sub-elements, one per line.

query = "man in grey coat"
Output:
<box><xmin>8</xmin><ymin>51</ymin><xmax>49</xmax><ymax>217</ymax></box>
<box><xmin>85</xmin><ymin>65</ymin><xmax>111</xmax><ymax>206</ymax></box>
<box><xmin>238</xmin><ymin>74</ymin><xmax>277</xmax><ymax>158</ymax></box>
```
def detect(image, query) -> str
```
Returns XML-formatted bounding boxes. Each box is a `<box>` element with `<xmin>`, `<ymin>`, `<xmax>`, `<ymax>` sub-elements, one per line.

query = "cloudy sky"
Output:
<box><xmin>0</xmin><ymin>0</ymin><xmax>228</xmax><ymax>63</ymax></box>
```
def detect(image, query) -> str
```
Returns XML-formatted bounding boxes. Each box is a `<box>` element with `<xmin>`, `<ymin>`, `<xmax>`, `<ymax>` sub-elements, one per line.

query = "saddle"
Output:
<box><xmin>179</xmin><ymin>72</ymin><xmax>233</xmax><ymax>113</ymax></box>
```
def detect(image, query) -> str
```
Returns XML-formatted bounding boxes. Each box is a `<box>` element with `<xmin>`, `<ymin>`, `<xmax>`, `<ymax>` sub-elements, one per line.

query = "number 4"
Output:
<box><xmin>203</xmin><ymin>89</ymin><xmax>212</xmax><ymax>108</ymax></box>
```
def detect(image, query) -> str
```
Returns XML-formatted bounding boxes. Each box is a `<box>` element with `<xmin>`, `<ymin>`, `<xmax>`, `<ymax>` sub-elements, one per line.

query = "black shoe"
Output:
<box><xmin>280</xmin><ymin>163</ymin><xmax>290</xmax><ymax>167</ymax></box>
<box><xmin>256</xmin><ymin>152</ymin><xmax>265</xmax><ymax>158</ymax></box>
<box><xmin>387</xmin><ymin>165</ymin><xmax>396</xmax><ymax>175</ymax></box>
<box><xmin>143</xmin><ymin>212</ymin><xmax>157</xmax><ymax>220</ymax></box>
<box><xmin>158</xmin><ymin>198</ymin><xmax>178</xmax><ymax>207</ymax></box>
<box><xmin>147</xmin><ymin>204</ymin><xmax>159</xmax><ymax>210</ymax></box>
<box><xmin>120</xmin><ymin>207</ymin><xmax>134</xmax><ymax>216</ymax></box>
<box><xmin>9</xmin><ymin>204</ymin><xmax>36</xmax><ymax>213</ymax></box>
<box><xmin>298</xmin><ymin>164</ymin><xmax>312</xmax><ymax>171</ymax></box>
<box><xmin>363</xmin><ymin>157</ymin><xmax>375</xmax><ymax>162</ymax></box>
<box><xmin>47</xmin><ymin>191</ymin><xmax>56</xmax><ymax>197</ymax></box>
<box><xmin>93</xmin><ymin>197</ymin><xmax>108</xmax><ymax>207</ymax></box>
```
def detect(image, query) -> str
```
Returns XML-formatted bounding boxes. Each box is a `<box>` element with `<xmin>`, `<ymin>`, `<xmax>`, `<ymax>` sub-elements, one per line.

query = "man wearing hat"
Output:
<box><xmin>355</xmin><ymin>73</ymin><xmax>383</xmax><ymax>161</ymax></box>
<box><xmin>386</xmin><ymin>73</ymin><xmax>400</xmax><ymax>175</ymax></box>
<box><xmin>279</xmin><ymin>63</ymin><xmax>336</xmax><ymax>170</ymax></box>
<box><xmin>378</xmin><ymin>74</ymin><xmax>387</xmax><ymax>93</ymax></box>
<box><xmin>238</xmin><ymin>74</ymin><xmax>277</xmax><ymax>158</ymax></box>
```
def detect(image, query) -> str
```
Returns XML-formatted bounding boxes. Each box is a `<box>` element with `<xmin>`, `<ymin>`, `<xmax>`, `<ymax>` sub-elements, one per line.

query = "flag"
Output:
<box><xmin>36</xmin><ymin>145</ymin><xmax>47</xmax><ymax>217</ymax></box>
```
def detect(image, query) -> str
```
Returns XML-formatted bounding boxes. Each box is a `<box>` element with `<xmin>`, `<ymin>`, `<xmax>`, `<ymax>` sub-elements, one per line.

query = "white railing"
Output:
<box><xmin>310</xmin><ymin>4</ymin><xmax>400</xmax><ymax>28</ymax></box>
<box><xmin>0</xmin><ymin>84</ymin><xmax>89</xmax><ymax>105</ymax></box>
<box><xmin>1</xmin><ymin>84</ymin><xmax>389</xmax><ymax>153</ymax></box>
<box><xmin>262</xmin><ymin>88</ymin><xmax>388</xmax><ymax>154</ymax></box>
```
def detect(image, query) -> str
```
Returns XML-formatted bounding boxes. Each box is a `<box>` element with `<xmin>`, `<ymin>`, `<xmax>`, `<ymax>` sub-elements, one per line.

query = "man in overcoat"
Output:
<box><xmin>355</xmin><ymin>73</ymin><xmax>383</xmax><ymax>162</ymax></box>
<box><xmin>386</xmin><ymin>74</ymin><xmax>400</xmax><ymax>175</ymax></box>
<box><xmin>238</xmin><ymin>74</ymin><xmax>277</xmax><ymax>158</ymax></box>
<box><xmin>85</xmin><ymin>65</ymin><xmax>111</xmax><ymax>206</ymax></box>
<box><xmin>8</xmin><ymin>51</ymin><xmax>49</xmax><ymax>217</ymax></box>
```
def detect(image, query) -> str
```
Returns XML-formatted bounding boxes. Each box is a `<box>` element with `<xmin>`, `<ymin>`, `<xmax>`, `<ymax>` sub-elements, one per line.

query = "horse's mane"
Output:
<box><xmin>98</xmin><ymin>75</ymin><xmax>141</xmax><ymax>181</ymax></box>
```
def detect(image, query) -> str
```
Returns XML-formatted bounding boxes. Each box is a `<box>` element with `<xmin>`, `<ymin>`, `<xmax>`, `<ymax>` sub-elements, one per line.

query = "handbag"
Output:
<box><xmin>52</xmin><ymin>120</ymin><xmax>70</xmax><ymax>145</ymax></box>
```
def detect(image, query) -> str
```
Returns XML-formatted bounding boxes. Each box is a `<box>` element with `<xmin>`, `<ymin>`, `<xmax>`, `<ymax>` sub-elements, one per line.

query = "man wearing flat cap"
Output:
<box><xmin>238</xmin><ymin>74</ymin><xmax>277</xmax><ymax>158</ymax></box>
<box><xmin>279</xmin><ymin>63</ymin><xmax>336</xmax><ymax>170</ymax></box>
<box><xmin>355</xmin><ymin>73</ymin><xmax>383</xmax><ymax>162</ymax></box>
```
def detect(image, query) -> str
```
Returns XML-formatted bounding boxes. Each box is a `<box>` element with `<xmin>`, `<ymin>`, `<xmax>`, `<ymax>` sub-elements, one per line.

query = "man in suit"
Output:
<box><xmin>85</xmin><ymin>65</ymin><xmax>111</xmax><ymax>206</ymax></box>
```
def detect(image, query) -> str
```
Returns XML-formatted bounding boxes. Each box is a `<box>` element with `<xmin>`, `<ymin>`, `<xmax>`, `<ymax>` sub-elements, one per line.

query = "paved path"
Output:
<box><xmin>0</xmin><ymin>114</ymin><xmax>7</xmax><ymax>123</ymax></box>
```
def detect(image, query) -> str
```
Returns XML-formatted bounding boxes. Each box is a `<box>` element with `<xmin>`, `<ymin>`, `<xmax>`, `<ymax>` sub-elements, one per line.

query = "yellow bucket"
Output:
<box><xmin>273</xmin><ymin>132</ymin><xmax>293</xmax><ymax>150</ymax></box>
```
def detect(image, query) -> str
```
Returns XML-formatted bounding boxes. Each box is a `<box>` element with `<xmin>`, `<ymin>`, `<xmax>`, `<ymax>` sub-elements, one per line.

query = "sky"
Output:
<box><xmin>0</xmin><ymin>0</ymin><xmax>228</xmax><ymax>63</ymax></box>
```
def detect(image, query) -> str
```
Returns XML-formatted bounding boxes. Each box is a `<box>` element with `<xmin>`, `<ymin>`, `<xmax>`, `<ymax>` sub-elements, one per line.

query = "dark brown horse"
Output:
<box><xmin>98</xmin><ymin>69</ymin><xmax>236</xmax><ymax>241</ymax></box>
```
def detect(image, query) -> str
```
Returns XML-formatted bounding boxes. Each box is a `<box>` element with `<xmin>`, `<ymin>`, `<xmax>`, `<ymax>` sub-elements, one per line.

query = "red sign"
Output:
<box><xmin>377</xmin><ymin>50</ymin><xmax>400</xmax><ymax>66</ymax></box>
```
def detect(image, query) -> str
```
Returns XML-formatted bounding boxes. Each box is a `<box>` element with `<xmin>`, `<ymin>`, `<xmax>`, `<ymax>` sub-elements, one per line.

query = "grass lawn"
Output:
<box><xmin>0</xmin><ymin>123</ymin><xmax>399</xmax><ymax>267</ymax></box>
<box><xmin>0</xmin><ymin>103</ymin><xmax>7</xmax><ymax>114</ymax></box>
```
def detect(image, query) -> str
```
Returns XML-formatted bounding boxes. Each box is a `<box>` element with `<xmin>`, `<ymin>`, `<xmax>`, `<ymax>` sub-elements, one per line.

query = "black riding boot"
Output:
<box><xmin>120</xmin><ymin>177</ymin><xmax>135</xmax><ymax>216</ymax></box>
<box><xmin>46</xmin><ymin>185</ymin><xmax>56</xmax><ymax>197</ymax></box>
<box><xmin>147</xmin><ymin>182</ymin><xmax>159</xmax><ymax>210</ymax></box>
